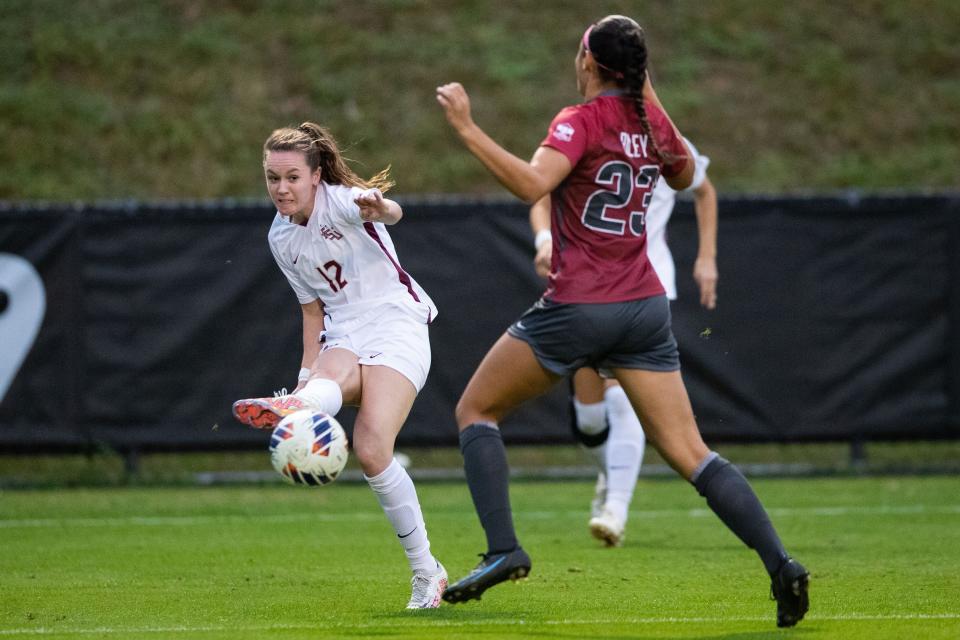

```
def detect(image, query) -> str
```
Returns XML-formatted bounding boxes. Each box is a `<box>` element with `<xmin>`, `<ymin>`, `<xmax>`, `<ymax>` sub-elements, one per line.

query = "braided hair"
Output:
<box><xmin>585</xmin><ymin>15</ymin><xmax>680</xmax><ymax>165</ymax></box>
<box><xmin>263</xmin><ymin>122</ymin><xmax>394</xmax><ymax>192</ymax></box>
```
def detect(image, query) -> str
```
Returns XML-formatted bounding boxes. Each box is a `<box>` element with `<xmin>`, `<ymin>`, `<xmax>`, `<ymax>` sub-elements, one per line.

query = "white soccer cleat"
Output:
<box><xmin>590</xmin><ymin>472</ymin><xmax>607</xmax><ymax>519</ymax></box>
<box><xmin>406</xmin><ymin>562</ymin><xmax>447</xmax><ymax>609</ymax></box>
<box><xmin>589</xmin><ymin>506</ymin><xmax>626</xmax><ymax>547</ymax></box>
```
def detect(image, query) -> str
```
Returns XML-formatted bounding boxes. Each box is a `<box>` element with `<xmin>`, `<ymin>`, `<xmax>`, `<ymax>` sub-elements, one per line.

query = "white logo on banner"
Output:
<box><xmin>0</xmin><ymin>254</ymin><xmax>46</xmax><ymax>403</ymax></box>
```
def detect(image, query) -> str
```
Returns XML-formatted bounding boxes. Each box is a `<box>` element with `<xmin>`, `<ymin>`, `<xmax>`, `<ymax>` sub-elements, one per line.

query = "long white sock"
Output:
<box><xmin>293</xmin><ymin>378</ymin><xmax>343</xmax><ymax>416</ymax></box>
<box><xmin>573</xmin><ymin>399</ymin><xmax>607</xmax><ymax>470</ymax></box>
<box><xmin>603</xmin><ymin>385</ymin><xmax>645</xmax><ymax>523</ymax></box>
<box><xmin>365</xmin><ymin>458</ymin><xmax>437</xmax><ymax>574</ymax></box>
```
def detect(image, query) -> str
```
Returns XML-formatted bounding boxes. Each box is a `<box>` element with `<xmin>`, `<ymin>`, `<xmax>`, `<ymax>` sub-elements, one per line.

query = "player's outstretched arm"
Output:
<box><xmin>691</xmin><ymin>176</ymin><xmax>718</xmax><ymax>309</ymax></box>
<box><xmin>643</xmin><ymin>74</ymin><xmax>695</xmax><ymax>191</ymax></box>
<box><xmin>436</xmin><ymin>82</ymin><xmax>571</xmax><ymax>204</ymax></box>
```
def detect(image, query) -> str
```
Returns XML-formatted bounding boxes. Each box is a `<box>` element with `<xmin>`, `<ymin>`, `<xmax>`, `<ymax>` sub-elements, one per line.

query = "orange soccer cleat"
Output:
<box><xmin>232</xmin><ymin>394</ymin><xmax>307</xmax><ymax>430</ymax></box>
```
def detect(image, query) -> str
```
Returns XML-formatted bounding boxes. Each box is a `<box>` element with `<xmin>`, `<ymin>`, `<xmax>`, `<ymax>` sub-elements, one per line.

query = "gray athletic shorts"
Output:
<box><xmin>506</xmin><ymin>295</ymin><xmax>680</xmax><ymax>376</ymax></box>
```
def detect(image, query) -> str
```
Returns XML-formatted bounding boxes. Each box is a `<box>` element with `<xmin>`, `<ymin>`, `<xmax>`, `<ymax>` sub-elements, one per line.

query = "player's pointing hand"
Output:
<box><xmin>355</xmin><ymin>188</ymin><xmax>386</xmax><ymax>221</ymax></box>
<box><xmin>436</xmin><ymin>82</ymin><xmax>474</xmax><ymax>133</ymax></box>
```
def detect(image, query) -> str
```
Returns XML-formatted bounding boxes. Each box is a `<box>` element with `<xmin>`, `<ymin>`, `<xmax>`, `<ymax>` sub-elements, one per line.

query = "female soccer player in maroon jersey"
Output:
<box><xmin>436</xmin><ymin>15</ymin><xmax>808</xmax><ymax>627</ymax></box>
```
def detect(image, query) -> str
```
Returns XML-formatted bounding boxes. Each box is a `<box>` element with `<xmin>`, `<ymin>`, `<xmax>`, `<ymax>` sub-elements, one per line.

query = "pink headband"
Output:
<box><xmin>581</xmin><ymin>24</ymin><xmax>624</xmax><ymax>79</ymax></box>
<box><xmin>581</xmin><ymin>24</ymin><xmax>594</xmax><ymax>52</ymax></box>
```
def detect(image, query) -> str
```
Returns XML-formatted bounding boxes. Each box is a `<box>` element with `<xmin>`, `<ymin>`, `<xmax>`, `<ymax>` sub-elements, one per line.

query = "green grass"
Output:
<box><xmin>4</xmin><ymin>441</ymin><xmax>960</xmax><ymax>487</ymax></box>
<box><xmin>2</xmin><ymin>475</ymin><xmax>959</xmax><ymax>638</ymax></box>
<box><xmin>2</xmin><ymin>1</ymin><xmax>958</xmax><ymax>200</ymax></box>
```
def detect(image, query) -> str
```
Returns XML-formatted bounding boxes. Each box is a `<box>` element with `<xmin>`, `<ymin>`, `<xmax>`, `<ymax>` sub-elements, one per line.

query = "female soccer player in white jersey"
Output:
<box><xmin>436</xmin><ymin>15</ymin><xmax>808</xmax><ymax>627</ymax></box>
<box><xmin>231</xmin><ymin>122</ymin><xmax>447</xmax><ymax>609</ymax></box>
<box><xmin>529</xmin><ymin>137</ymin><xmax>717</xmax><ymax>547</ymax></box>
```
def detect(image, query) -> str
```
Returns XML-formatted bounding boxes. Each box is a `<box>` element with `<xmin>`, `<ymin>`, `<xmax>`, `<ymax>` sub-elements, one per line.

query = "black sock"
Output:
<box><xmin>459</xmin><ymin>423</ymin><xmax>518</xmax><ymax>554</ymax></box>
<box><xmin>693</xmin><ymin>455</ymin><xmax>789</xmax><ymax>575</ymax></box>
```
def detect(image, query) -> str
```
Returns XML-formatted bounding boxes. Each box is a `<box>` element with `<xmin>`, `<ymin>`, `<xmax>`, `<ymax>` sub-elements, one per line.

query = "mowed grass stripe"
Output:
<box><xmin>2</xmin><ymin>613</ymin><xmax>960</xmax><ymax>635</ymax></box>
<box><xmin>2</xmin><ymin>504</ymin><xmax>959</xmax><ymax>528</ymax></box>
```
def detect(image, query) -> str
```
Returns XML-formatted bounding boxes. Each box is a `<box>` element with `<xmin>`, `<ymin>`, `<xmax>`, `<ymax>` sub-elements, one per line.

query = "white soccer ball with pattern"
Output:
<box><xmin>269</xmin><ymin>410</ymin><xmax>349</xmax><ymax>485</ymax></box>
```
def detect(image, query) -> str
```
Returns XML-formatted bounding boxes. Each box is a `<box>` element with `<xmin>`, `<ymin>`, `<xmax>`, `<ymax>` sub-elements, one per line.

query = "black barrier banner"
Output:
<box><xmin>669</xmin><ymin>195</ymin><xmax>959</xmax><ymax>441</ymax></box>
<box><xmin>1</xmin><ymin>195</ymin><xmax>958</xmax><ymax>452</ymax></box>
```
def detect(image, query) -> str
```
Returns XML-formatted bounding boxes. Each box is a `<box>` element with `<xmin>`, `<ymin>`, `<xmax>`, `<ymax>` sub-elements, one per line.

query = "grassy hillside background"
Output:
<box><xmin>2</xmin><ymin>0</ymin><xmax>958</xmax><ymax>200</ymax></box>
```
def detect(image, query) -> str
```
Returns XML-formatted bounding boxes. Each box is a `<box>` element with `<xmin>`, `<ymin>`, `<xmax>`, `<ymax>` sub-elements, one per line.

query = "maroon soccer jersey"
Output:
<box><xmin>540</xmin><ymin>94</ymin><xmax>689</xmax><ymax>303</ymax></box>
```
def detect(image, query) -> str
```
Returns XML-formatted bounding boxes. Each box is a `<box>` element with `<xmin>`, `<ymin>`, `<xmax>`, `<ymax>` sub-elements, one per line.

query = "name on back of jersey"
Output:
<box><xmin>620</xmin><ymin>132</ymin><xmax>649</xmax><ymax>159</ymax></box>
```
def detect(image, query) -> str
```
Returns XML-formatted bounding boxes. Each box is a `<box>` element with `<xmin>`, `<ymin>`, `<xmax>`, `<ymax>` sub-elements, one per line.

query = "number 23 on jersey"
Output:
<box><xmin>581</xmin><ymin>161</ymin><xmax>659</xmax><ymax>236</ymax></box>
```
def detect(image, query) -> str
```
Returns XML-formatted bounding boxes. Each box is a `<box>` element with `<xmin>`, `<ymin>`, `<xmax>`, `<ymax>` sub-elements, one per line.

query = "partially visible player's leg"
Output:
<box><xmin>455</xmin><ymin>332</ymin><xmax>561</xmax><ymax>554</ymax></box>
<box><xmin>353</xmin><ymin>364</ymin><xmax>415</xmax><ymax>476</ymax></box>
<box><xmin>569</xmin><ymin>361</ymin><xmax>647</xmax><ymax>547</ymax></box>
<box><xmin>570</xmin><ymin>369</ymin><xmax>609</xmax><ymax>522</ymax></box>
<box><xmin>571</xmin><ymin>368</ymin><xmax>608</xmax><ymax>473</ymax></box>
<box><xmin>609</xmin><ymin>369</ymin><xmax>706</xmax><ymax>477</ymax></box>
<box><xmin>456</xmin><ymin>332</ymin><xmax>562</xmax><ymax>428</ymax></box>
<box><xmin>601</xmin><ymin>382</ymin><xmax>646</xmax><ymax>516</ymax></box>
<box><xmin>589</xmin><ymin>381</ymin><xmax>646</xmax><ymax>547</ymax></box>
<box><xmin>612</xmin><ymin>367</ymin><xmax>808</xmax><ymax>626</ymax></box>
<box><xmin>295</xmin><ymin>345</ymin><xmax>364</xmax><ymax>411</ymax></box>
<box><xmin>445</xmin><ymin>332</ymin><xmax>561</xmax><ymax>603</ymax></box>
<box><xmin>354</xmin><ymin>364</ymin><xmax>446</xmax><ymax>609</ymax></box>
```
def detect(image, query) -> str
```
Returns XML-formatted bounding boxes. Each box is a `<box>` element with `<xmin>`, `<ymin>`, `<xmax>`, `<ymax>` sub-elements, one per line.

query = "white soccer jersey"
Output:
<box><xmin>268</xmin><ymin>182</ymin><xmax>437</xmax><ymax>335</ymax></box>
<box><xmin>644</xmin><ymin>137</ymin><xmax>710</xmax><ymax>300</ymax></box>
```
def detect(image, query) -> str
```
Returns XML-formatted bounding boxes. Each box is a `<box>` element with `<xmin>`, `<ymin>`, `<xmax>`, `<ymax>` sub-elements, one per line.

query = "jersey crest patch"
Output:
<box><xmin>553</xmin><ymin>122</ymin><xmax>575</xmax><ymax>142</ymax></box>
<box><xmin>318</xmin><ymin>224</ymin><xmax>344</xmax><ymax>241</ymax></box>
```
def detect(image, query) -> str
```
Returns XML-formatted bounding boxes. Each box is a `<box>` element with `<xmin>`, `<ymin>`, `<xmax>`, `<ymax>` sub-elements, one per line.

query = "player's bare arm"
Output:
<box><xmin>297</xmin><ymin>299</ymin><xmax>325</xmax><ymax>391</ymax></box>
<box><xmin>691</xmin><ymin>175</ymin><xmax>718</xmax><ymax>309</ymax></box>
<box><xmin>529</xmin><ymin>195</ymin><xmax>552</xmax><ymax>279</ymax></box>
<box><xmin>436</xmin><ymin>82</ymin><xmax>572</xmax><ymax>204</ymax></box>
<box><xmin>642</xmin><ymin>75</ymin><xmax>695</xmax><ymax>191</ymax></box>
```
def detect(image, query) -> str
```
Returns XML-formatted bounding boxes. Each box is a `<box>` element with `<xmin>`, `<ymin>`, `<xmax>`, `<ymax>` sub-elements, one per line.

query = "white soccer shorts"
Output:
<box><xmin>320</xmin><ymin>304</ymin><xmax>432</xmax><ymax>392</ymax></box>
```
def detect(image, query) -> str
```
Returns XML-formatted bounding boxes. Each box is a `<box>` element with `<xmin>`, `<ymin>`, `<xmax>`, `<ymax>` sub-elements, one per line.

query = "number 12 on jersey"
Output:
<box><xmin>317</xmin><ymin>260</ymin><xmax>348</xmax><ymax>292</ymax></box>
<box><xmin>581</xmin><ymin>161</ymin><xmax>659</xmax><ymax>236</ymax></box>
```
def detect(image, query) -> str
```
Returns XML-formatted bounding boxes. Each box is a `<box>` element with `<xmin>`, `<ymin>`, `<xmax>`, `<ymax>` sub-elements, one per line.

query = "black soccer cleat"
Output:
<box><xmin>442</xmin><ymin>547</ymin><xmax>532</xmax><ymax>604</ymax></box>
<box><xmin>770</xmin><ymin>558</ymin><xmax>810</xmax><ymax>627</ymax></box>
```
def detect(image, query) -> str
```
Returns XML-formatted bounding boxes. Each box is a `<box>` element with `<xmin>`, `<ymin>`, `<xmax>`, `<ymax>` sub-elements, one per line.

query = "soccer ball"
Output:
<box><xmin>269</xmin><ymin>410</ymin><xmax>349</xmax><ymax>485</ymax></box>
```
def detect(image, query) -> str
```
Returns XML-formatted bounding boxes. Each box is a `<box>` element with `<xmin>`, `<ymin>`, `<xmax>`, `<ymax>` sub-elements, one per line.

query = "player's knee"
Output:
<box><xmin>294</xmin><ymin>378</ymin><xmax>343</xmax><ymax>415</ymax></box>
<box><xmin>650</xmin><ymin>431</ymin><xmax>709</xmax><ymax>479</ymax></box>
<box><xmin>352</xmin><ymin>436</ymin><xmax>392</xmax><ymax>477</ymax></box>
<box><xmin>573</xmin><ymin>399</ymin><xmax>607</xmax><ymax>435</ymax></box>
<box><xmin>454</xmin><ymin>394</ymin><xmax>479</xmax><ymax>429</ymax></box>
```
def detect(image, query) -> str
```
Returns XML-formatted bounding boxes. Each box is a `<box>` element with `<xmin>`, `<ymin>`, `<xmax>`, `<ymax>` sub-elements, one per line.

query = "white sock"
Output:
<box><xmin>364</xmin><ymin>458</ymin><xmax>437</xmax><ymax>574</ymax></box>
<box><xmin>603</xmin><ymin>386</ymin><xmax>645</xmax><ymax>523</ymax></box>
<box><xmin>293</xmin><ymin>378</ymin><xmax>343</xmax><ymax>416</ymax></box>
<box><xmin>573</xmin><ymin>399</ymin><xmax>607</xmax><ymax>471</ymax></box>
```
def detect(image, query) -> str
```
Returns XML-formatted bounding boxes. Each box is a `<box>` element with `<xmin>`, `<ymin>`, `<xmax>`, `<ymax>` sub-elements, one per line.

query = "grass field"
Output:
<box><xmin>5</xmin><ymin>441</ymin><xmax>960</xmax><ymax>487</ymax></box>
<box><xmin>2</xmin><ymin>475</ymin><xmax>959</xmax><ymax>638</ymax></box>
